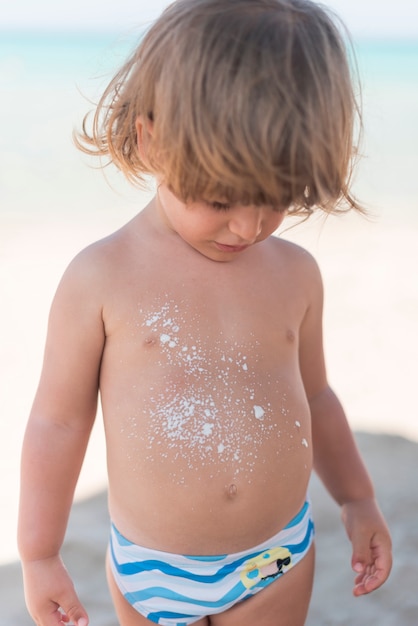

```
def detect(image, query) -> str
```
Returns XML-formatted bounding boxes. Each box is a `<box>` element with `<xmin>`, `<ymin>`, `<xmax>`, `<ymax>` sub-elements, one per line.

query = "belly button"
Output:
<box><xmin>286</xmin><ymin>329</ymin><xmax>296</xmax><ymax>342</ymax></box>
<box><xmin>144</xmin><ymin>336</ymin><xmax>157</xmax><ymax>347</ymax></box>
<box><xmin>226</xmin><ymin>483</ymin><xmax>238</xmax><ymax>499</ymax></box>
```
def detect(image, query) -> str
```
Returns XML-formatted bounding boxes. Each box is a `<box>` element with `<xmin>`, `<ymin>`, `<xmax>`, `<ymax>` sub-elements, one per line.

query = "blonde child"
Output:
<box><xmin>18</xmin><ymin>1</ymin><xmax>392</xmax><ymax>625</ymax></box>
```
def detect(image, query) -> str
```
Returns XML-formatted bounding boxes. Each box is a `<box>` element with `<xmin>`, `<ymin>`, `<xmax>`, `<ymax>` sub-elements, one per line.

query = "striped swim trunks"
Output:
<box><xmin>109</xmin><ymin>499</ymin><xmax>314</xmax><ymax>625</ymax></box>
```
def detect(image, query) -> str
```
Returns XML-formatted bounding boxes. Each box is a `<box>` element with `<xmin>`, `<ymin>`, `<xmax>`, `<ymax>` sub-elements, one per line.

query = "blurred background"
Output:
<box><xmin>1</xmin><ymin>0</ymin><xmax>417</xmax><ymax>567</ymax></box>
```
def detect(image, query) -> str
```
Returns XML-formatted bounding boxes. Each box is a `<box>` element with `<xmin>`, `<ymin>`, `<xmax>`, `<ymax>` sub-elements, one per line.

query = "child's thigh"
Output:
<box><xmin>211</xmin><ymin>543</ymin><xmax>315</xmax><ymax>626</ymax></box>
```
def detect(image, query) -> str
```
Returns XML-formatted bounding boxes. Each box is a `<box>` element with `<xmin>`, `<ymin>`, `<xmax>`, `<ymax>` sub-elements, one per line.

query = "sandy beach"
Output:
<box><xmin>1</xmin><ymin>29</ymin><xmax>418</xmax><ymax>626</ymax></box>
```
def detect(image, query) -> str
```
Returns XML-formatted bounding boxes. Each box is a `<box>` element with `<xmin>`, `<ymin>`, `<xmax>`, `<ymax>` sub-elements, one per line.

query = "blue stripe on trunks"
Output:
<box><xmin>110</xmin><ymin>534</ymin><xmax>272</xmax><ymax>582</ymax></box>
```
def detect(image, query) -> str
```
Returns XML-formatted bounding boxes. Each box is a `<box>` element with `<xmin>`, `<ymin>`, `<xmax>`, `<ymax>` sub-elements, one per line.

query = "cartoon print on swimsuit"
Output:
<box><xmin>240</xmin><ymin>546</ymin><xmax>293</xmax><ymax>589</ymax></box>
<box><xmin>122</xmin><ymin>297</ymin><xmax>310</xmax><ymax>484</ymax></box>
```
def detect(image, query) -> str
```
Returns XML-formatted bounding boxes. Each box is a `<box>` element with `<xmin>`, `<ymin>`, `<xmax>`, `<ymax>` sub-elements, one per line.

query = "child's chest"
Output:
<box><xmin>103</xmin><ymin>250</ymin><xmax>308</xmax><ymax>365</ymax></box>
<box><xmin>100</xmin><ymin>264</ymin><xmax>308</xmax><ymax>429</ymax></box>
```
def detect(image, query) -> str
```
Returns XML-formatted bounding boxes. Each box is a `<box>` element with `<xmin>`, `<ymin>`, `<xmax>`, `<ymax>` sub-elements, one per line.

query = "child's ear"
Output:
<box><xmin>135</xmin><ymin>114</ymin><xmax>154</xmax><ymax>161</ymax></box>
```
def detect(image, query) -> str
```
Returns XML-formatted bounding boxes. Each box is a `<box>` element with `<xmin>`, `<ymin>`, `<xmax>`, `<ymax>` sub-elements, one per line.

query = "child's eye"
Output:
<box><xmin>209</xmin><ymin>201</ymin><xmax>232</xmax><ymax>211</ymax></box>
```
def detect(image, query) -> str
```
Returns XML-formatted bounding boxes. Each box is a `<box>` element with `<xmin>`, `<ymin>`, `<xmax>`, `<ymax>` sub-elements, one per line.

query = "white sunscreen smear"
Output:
<box><xmin>253</xmin><ymin>405</ymin><xmax>265</xmax><ymax>420</ymax></box>
<box><xmin>136</xmin><ymin>301</ymin><xmax>287</xmax><ymax>480</ymax></box>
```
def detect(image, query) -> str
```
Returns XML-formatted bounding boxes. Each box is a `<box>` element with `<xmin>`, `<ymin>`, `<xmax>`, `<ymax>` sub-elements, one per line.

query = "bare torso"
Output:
<box><xmin>97</xmin><ymin>205</ymin><xmax>313</xmax><ymax>554</ymax></box>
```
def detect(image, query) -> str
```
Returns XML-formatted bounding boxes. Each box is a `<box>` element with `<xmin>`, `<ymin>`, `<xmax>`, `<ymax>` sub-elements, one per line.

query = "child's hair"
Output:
<box><xmin>76</xmin><ymin>0</ymin><xmax>363</xmax><ymax>216</ymax></box>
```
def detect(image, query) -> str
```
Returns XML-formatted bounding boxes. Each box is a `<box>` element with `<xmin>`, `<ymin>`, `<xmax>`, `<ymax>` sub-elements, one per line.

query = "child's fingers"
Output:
<box><xmin>354</xmin><ymin>568</ymin><xmax>387</xmax><ymax>596</ymax></box>
<box><xmin>353</xmin><ymin>565</ymin><xmax>377</xmax><ymax>596</ymax></box>
<box><xmin>59</xmin><ymin>606</ymin><xmax>89</xmax><ymax>626</ymax></box>
<box><xmin>352</xmin><ymin>533</ymin><xmax>392</xmax><ymax>596</ymax></box>
<box><xmin>54</xmin><ymin>592</ymin><xmax>89</xmax><ymax>626</ymax></box>
<box><xmin>40</xmin><ymin>607</ymin><xmax>86</xmax><ymax>626</ymax></box>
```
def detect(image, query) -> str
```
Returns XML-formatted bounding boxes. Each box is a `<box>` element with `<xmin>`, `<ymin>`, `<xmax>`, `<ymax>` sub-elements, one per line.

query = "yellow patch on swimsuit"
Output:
<box><xmin>240</xmin><ymin>547</ymin><xmax>292</xmax><ymax>589</ymax></box>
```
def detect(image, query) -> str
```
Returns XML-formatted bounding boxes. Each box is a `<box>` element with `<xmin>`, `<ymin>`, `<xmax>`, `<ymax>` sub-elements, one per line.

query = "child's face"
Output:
<box><xmin>157</xmin><ymin>185</ymin><xmax>286</xmax><ymax>262</ymax></box>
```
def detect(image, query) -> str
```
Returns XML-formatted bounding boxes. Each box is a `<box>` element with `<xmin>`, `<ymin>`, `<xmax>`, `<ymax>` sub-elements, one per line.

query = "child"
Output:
<box><xmin>18</xmin><ymin>1</ymin><xmax>392</xmax><ymax>625</ymax></box>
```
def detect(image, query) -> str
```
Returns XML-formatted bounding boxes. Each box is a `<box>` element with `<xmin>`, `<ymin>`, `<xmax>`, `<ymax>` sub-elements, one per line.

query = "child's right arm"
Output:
<box><xmin>18</xmin><ymin>249</ymin><xmax>106</xmax><ymax>626</ymax></box>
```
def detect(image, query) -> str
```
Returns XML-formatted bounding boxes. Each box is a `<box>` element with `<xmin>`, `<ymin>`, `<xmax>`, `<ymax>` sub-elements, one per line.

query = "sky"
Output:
<box><xmin>1</xmin><ymin>0</ymin><xmax>418</xmax><ymax>39</ymax></box>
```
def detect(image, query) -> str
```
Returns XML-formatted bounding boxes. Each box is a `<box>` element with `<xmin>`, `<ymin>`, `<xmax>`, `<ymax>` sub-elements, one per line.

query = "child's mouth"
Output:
<box><xmin>214</xmin><ymin>242</ymin><xmax>250</xmax><ymax>253</ymax></box>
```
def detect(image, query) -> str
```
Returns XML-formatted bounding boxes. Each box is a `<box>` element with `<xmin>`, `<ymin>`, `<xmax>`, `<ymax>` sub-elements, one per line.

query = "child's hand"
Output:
<box><xmin>341</xmin><ymin>498</ymin><xmax>392</xmax><ymax>596</ymax></box>
<box><xmin>21</xmin><ymin>555</ymin><xmax>89</xmax><ymax>626</ymax></box>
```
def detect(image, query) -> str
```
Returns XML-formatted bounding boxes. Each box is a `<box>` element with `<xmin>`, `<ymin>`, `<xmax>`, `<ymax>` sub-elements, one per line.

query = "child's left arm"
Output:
<box><xmin>298</xmin><ymin>253</ymin><xmax>392</xmax><ymax>596</ymax></box>
<box><xmin>308</xmin><ymin>387</ymin><xmax>392</xmax><ymax>596</ymax></box>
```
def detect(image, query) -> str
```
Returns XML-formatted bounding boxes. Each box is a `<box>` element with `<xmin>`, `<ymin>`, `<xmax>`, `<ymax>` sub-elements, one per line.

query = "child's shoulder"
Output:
<box><xmin>57</xmin><ymin>216</ymin><xmax>142</xmax><ymax>296</ymax></box>
<box><xmin>269</xmin><ymin>234</ymin><xmax>321</xmax><ymax>273</ymax></box>
<box><xmin>266</xmin><ymin>235</ymin><xmax>323</xmax><ymax>297</ymax></box>
<box><xmin>71</xmin><ymin>213</ymin><xmax>143</xmax><ymax>269</ymax></box>
<box><xmin>47</xmin><ymin>216</ymin><xmax>147</xmax><ymax>320</ymax></box>
<box><xmin>64</xmin><ymin>232</ymin><xmax>121</xmax><ymax>279</ymax></box>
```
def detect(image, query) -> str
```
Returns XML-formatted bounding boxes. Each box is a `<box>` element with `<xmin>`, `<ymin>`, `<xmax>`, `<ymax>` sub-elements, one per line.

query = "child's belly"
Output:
<box><xmin>102</xmin><ymin>357</ymin><xmax>313</xmax><ymax>554</ymax></box>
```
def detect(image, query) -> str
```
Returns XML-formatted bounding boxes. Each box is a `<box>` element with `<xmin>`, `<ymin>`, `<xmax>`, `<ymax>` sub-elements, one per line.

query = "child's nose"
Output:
<box><xmin>228</xmin><ymin>206</ymin><xmax>263</xmax><ymax>242</ymax></box>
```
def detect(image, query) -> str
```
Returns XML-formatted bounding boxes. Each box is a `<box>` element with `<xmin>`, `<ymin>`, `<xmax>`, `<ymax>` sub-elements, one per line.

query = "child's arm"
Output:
<box><xmin>298</xmin><ymin>254</ymin><xmax>392</xmax><ymax>596</ymax></box>
<box><xmin>18</xmin><ymin>250</ymin><xmax>106</xmax><ymax>626</ymax></box>
<box><xmin>308</xmin><ymin>388</ymin><xmax>392</xmax><ymax>595</ymax></box>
